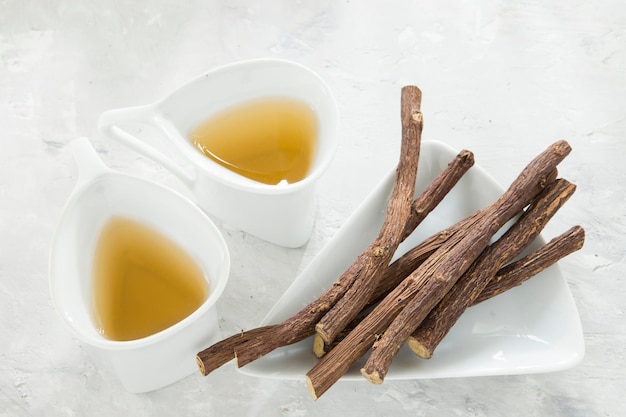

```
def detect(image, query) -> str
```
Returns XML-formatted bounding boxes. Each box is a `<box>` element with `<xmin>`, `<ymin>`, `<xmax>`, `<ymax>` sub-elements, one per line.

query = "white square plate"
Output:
<box><xmin>238</xmin><ymin>140</ymin><xmax>584</xmax><ymax>380</ymax></box>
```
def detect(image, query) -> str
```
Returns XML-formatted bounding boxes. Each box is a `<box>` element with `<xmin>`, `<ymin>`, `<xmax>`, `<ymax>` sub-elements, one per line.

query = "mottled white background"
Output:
<box><xmin>1</xmin><ymin>1</ymin><xmax>624</xmax><ymax>416</ymax></box>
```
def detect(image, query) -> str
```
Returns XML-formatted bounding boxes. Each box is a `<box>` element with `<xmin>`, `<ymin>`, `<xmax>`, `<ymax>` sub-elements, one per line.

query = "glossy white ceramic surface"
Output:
<box><xmin>97</xmin><ymin>59</ymin><xmax>339</xmax><ymax>248</ymax></box>
<box><xmin>49</xmin><ymin>138</ymin><xmax>230</xmax><ymax>393</ymax></box>
<box><xmin>240</xmin><ymin>141</ymin><xmax>584</xmax><ymax>380</ymax></box>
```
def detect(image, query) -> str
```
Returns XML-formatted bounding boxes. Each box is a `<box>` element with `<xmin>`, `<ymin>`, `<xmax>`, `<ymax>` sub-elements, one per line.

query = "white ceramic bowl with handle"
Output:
<box><xmin>49</xmin><ymin>137</ymin><xmax>230</xmax><ymax>393</ymax></box>
<box><xmin>97</xmin><ymin>59</ymin><xmax>339</xmax><ymax>248</ymax></box>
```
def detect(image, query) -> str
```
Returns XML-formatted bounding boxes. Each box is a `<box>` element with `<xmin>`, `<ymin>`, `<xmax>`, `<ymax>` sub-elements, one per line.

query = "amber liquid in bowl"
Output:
<box><xmin>190</xmin><ymin>97</ymin><xmax>318</xmax><ymax>185</ymax></box>
<box><xmin>92</xmin><ymin>216</ymin><xmax>209</xmax><ymax>341</ymax></box>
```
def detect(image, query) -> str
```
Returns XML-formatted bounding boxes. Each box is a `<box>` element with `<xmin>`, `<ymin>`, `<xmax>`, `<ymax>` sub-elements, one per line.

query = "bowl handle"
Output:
<box><xmin>70</xmin><ymin>137</ymin><xmax>111</xmax><ymax>186</ymax></box>
<box><xmin>97</xmin><ymin>106</ymin><xmax>196</xmax><ymax>187</ymax></box>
